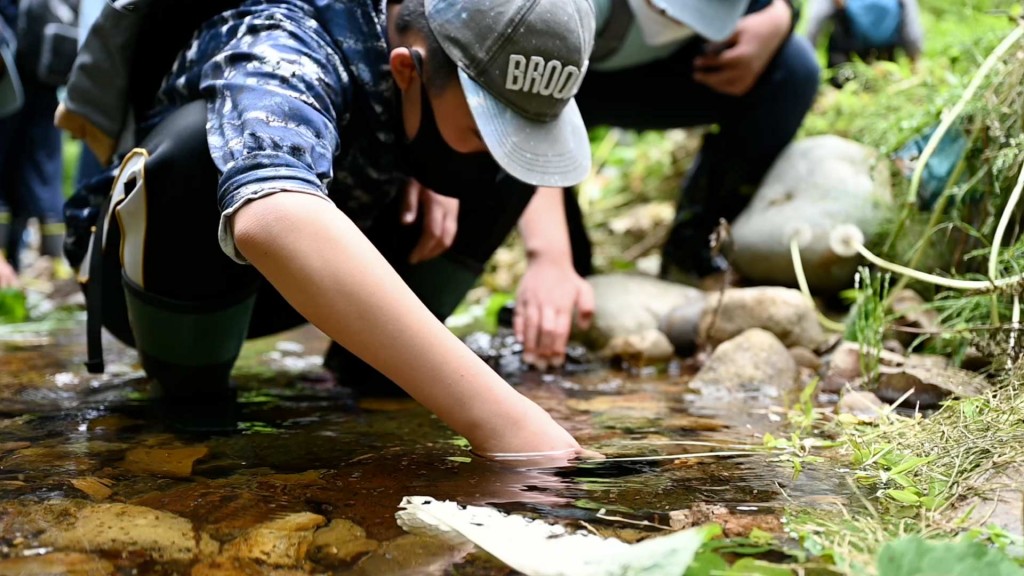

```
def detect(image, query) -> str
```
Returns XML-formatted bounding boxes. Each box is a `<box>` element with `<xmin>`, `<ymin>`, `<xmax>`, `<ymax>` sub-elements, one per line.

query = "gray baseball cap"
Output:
<box><xmin>425</xmin><ymin>0</ymin><xmax>596</xmax><ymax>188</ymax></box>
<box><xmin>643</xmin><ymin>0</ymin><xmax>748</xmax><ymax>42</ymax></box>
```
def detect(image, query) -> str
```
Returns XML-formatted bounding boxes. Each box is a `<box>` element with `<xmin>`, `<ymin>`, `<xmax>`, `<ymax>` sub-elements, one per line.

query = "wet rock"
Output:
<box><xmin>691</xmin><ymin>329</ymin><xmax>798</xmax><ymax>399</ymax></box>
<box><xmin>121</xmin><ymin>445</ymin><xmax>210</xmax><ymax>478</ymax></box>
<box><xmin>191</xmin><ymin>558</ymin><xmax>308</xmax><ymax>576</ymax></box>
<box><xmin>575</xmin><ymin>273</ymin><xmax>706</xmax><ymax>354</ymax></box>
<box><xmin>69</xmin><ymin>477</ymin><xmax>114</xmax><ymax>501</ymax></box>
<box><xmin>308</xmin><ymin>519</ymin><xmax>379</xmax><ymax>567</ymax></box>
<box><xmin>0</xmin><ymin>552</ymin><xmax>114</xmax><ymax>576</ymax></box>
<box><xmin>788</xmin><ymin>346</ymin><xmax>822</xmax><ymax>371</ymax></box>
<box><xmin>600</xmin><ymin>328</ymin><xmax>676</xmax><ymax>363</ymax></box>
<box><xmin>822</xmin><ymin>341</ymin><xmax>863</xmax><ymax>393</ymax></box>
<box><xmin>0</xmin><ymin>442</ymin><xmax>30</xmax><ymax>454</ymax></box>
<box><xmin>875</xmin><ymin>365</ymin><xmax>989</xmax><ymax>408</ymax></box>
<box><xmin>659</xmin><ymin>298</ymin><xmax>707</xmax><ymax>355</ymax></box>
<box><xmin>728</xmin><ymin>135</ymin><xmax>894</xmax><ymax>293</ymax></box>
<box><xmin>698</xmin><ymin>287</ymin><xmax>826</xmax><ymax>350</ymax></box>
<box><xmin>38</xmin><ymin>502</ymin><xmax>220</xmax><ymax>562</ymax></box>
<box><xmin>837</xmin><ymin>391</ymin><xmax>888</xmax><ymax>421</ymax></box>
<box><xmin>352</xmin><ymin>534</ymin><xmax>473</xmax><ymax>575</ymax></box>
<box><xmin>222</xmin><ymin>512</ymin><xmax>326</xmax><ymax>567</ymax></box>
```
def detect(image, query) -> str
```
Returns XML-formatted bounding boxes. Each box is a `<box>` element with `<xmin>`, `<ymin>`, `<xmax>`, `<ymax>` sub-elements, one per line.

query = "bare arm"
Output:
<box><xmin>515</xmin><ymin>186</ymin><xmax>594</xmax><ymax>368</ymax></box>
<box><xmin>233</xmin><ymin>192</ymin><xmax>583</xmax><ymax>460</ymax></box>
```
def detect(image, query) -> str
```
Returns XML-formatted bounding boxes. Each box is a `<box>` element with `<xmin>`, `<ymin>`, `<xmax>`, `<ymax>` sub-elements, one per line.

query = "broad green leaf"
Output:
<box><xmin>727</xmin><ymin>558</ymin><xmax>794</xmax><ymax>575</ymax></box>
<box><xmin>0</xmin><ymin>288</ymin><xmax>27</xmax><ymax>323</ymax></box>
<box><xmin>877</xmin><ymin>536</ymin><xmax>1024</xmax><ymax>576</ymax></box>
<box><xmin>684</xmin><ymin>551</ymin><xmax>729</xmax><ymax>576</ymax></box>
<box><xmin>886</xmin><ymin>489</ymin><xmax>921</xmax><ymax>504</ymax></box>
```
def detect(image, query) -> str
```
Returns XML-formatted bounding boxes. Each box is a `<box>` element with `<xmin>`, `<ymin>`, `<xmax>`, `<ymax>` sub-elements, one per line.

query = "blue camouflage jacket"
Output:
<box><xmin>141</xmin><ymin>0</ymin><xmax>406</xmax><ymax>263</ymax></box>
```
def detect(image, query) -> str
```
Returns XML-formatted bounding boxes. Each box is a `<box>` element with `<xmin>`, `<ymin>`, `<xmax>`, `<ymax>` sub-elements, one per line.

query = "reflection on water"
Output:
<box><xmin>0</xmin><ymin>326</ymin><xmax>848</xmax><ymax>574</ymax></box>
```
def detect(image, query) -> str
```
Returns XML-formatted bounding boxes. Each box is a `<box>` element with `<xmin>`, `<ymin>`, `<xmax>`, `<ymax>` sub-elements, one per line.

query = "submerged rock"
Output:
<box><xmin>120</xmin><ymin>445</ymin><xmax>210</xmax><ymax>478</ymax></box>
<box><xmin>728</xmin><ymin>135</ymin><xmax>894</xmax><ymax>293</ymax></box>
<box><xmin>699</xmin><ymin>287</ymin><xmax>826</xmax><ymax>350</ymax></box>
<box><xmin>222</xmin><ymin>512</ymin><xmax>326</xmax><ymax>567</ymax></box>
<box><xmin>0</xmin><ymin>552</ymin><xmax>114</xmax><ymax>576</ymax></box>
<box><xmin>38</xmin><ymin>502</ymin><xmax>220</xmax><ymax>562</ymax></box>
<box><xmin>308</xmin><ymin>519</ymin><xmax>379</xmax><ymax>567</ymax></box>
<box><xmin>691</xmin><ymin>328</ymin><xmax>798</xmax><ymax>399</ymax></box>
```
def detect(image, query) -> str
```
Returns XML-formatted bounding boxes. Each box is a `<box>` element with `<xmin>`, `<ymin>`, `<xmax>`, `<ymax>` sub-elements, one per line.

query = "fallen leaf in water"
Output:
<box><xmin>121</xmin><ymin>445</ymin><xmax>210</xmax><ymax>478</ymax></box>
<box><xmin>69</xmin><ymin>477</ymin><xmax>114</xmax><ymax>501</ymax></box>
<box><xmin>659</xmin><ymin>415</ymin><xmax>727</xmax><ymax>432</ymax></box>
<box><xmin>0</xmin><ymin>552</ymin><xmax>114</xmax><ymax>576</ymax></box>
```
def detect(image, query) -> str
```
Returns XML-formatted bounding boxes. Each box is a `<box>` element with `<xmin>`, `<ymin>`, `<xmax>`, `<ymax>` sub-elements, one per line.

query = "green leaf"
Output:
<box><xmin>886</xmin><ymin>489</ymin><xmax>921</xmax><ymax>504</ymax></box>
<box><xmin>0</xmin><ymin>288</ymin><xmax>27</xmax><ymax>323</ymax></box>
<box><xmin>877</xmin><ymin>536</ymin><xmax>1024</xmax><ymax>576</ymax></box>
<box><xmin>446</xmin><ymin>456</ymin><xmax>472</xmax><ymax>463</ymax></box>
<box><xmin>889</xmin><ymin>456</ymin><xmax>935</xmax><ymax>475</ymax></box>
<box><xmin>684</xmin><ymin>551</ymin><xmax>730</xmax><ymax>576</ymax></box>
<box><xmin>726</xmin><ymin>558</ymin><xmax>794</xmax><ymax>575</ymax></box>
<box><xmin>889</xmin><ymin>473</ymin><xmax>916</xmax><ymax>488</ymax></box>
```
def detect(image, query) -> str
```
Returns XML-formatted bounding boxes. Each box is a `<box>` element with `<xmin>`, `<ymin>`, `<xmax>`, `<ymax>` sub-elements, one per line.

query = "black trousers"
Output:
<box><xmin>93</xmin><ymin>101</ymin><xmax>557</xmax><ymax>394</ymax></box>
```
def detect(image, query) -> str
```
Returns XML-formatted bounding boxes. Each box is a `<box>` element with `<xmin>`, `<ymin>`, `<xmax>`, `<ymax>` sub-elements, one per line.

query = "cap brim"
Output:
<box><xmin>0</xmin><ymin>44</ymin><xmax>23</xmax><ymax>118</ymax></box>
<box><xmin>459</xmin><ymin>69</ymin><xmax>590</xmax><ymax>188</ymax></box>
<box><xmin>654</xmin><ymin>0</ymin><xmax>748</xmax><ymax>42</ymax></box>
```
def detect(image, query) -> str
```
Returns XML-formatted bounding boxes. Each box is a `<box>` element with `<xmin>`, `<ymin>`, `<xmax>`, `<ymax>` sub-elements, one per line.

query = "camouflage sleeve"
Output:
<box><xmin>198</xmin><ymin>8</ymin><xmax>350</xmax><ymax>263</ymax></box>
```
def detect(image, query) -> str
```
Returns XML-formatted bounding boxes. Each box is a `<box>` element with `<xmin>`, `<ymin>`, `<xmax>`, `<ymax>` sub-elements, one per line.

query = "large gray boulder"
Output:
<box><xmin>728</xmin><ymin>135</ymin><xmax>894</xmax><ymax>293</ymax></box>
<box><xmin>575</xmin><ymin>273</ymin><xmax>706</xmax><ymax>359</ymax></box>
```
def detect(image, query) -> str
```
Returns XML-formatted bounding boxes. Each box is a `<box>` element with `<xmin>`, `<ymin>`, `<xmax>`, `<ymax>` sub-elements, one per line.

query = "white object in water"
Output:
<box><xmin>396</xmin><ymin>496</ymin><xmax>713</xmax><ymax>576</ymax></box>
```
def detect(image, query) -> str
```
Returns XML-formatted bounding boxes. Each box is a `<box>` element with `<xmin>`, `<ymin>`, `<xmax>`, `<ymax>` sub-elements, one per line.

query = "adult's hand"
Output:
<box><xmin>402</xmin><ymin>178</ymin><xmax>459</xmax><ymax>264</ymax></box>
<box><xmin>693</xmin><ymin>0</ymin><xmax>793</xmax><ymax>97</ymax></box>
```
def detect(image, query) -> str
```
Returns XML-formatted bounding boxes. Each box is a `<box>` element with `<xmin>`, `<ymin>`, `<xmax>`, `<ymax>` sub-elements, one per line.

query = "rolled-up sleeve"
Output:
<box><xmin>198</xmin><ymin>9</ymin><xmax>348</xmax><ymax>263</ymax></box>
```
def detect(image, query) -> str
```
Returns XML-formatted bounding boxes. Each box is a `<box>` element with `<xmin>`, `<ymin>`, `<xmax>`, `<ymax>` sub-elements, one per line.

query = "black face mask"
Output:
<box><xmin>401</xmin><ymin>49</ymin><xmax>502</xmax><ymax>199</ymax></box>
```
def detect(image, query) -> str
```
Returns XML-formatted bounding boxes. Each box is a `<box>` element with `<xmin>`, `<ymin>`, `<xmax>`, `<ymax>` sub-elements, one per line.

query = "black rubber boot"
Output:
<box><xmin>123</xmin><ymin>275</ymin><xmax>257</xmax><ymax>433</ymax></box>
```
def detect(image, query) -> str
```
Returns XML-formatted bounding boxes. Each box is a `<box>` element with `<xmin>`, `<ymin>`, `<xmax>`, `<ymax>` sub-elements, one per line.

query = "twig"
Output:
<box><xmin>595</xmin><ymin>510</ymin><xmax>673</xmax><ymax>530</ymax></box>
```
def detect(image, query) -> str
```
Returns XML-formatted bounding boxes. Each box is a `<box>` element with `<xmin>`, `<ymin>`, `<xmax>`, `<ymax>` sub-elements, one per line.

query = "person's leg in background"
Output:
<box><xmin>5</xmin><ymin>79</ymin><xmax>67</xmax><ymax>270</ymax></box>
<box><xmin>571</xmin><ymin>35</ymin><xmax>819</xmax><ymax>280</ymax></box>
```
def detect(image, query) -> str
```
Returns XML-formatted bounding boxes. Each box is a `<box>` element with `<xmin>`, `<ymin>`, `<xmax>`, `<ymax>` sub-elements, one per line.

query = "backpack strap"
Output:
<box><xmin>84</xmin><ymin>192</ymin><xmax>110</xmax><ymax>374</ymax></box>
<box><xmin>591</xmin><ymin>0</ymin><xmax>633</xmax><ymax>63</ymax></box>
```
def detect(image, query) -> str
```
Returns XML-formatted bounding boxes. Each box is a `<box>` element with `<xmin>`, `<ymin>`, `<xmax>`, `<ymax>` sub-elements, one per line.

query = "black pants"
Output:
<box><xmin>561</xmin><ymin>34</ymin><xmax>821</xmax><ymax>277</ymax></box>
<box><xmin>94</xmin><ymin>101</ymin><xmax>549</xmax><ymax>395</ymax></box>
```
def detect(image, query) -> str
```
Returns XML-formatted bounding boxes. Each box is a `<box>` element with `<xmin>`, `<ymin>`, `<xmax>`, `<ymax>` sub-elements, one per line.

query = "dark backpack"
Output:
<box><xmin>842</xmin><ymin>0</ymin><xmax>903</xmax><ymax>49</ymax></box>
<box><xmin>15</xmin><ymin>0</ymin><xmax>79</xmax><ymax>87</ymax></box>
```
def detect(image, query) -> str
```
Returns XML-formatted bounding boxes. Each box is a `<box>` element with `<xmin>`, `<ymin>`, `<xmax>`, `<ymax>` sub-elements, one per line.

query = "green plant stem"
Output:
<box><xmin>883</xmin><ymin>23</ymin><xmax>1024</xmax><ymax>254</ymax></box>
<box><xmin>790</xmin><ymin>237</ymin><xmax>848</xmax><ymax>333</ymax></box>
<box><xmin>854</xmin><ymin>242</ymin><xmax>1024</xmax><ymax>291</ymax></box>
<box><xmin>987</xmin><ymin>158</ymin><xmax>1024</xmax><ymax>281</ymax></box>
